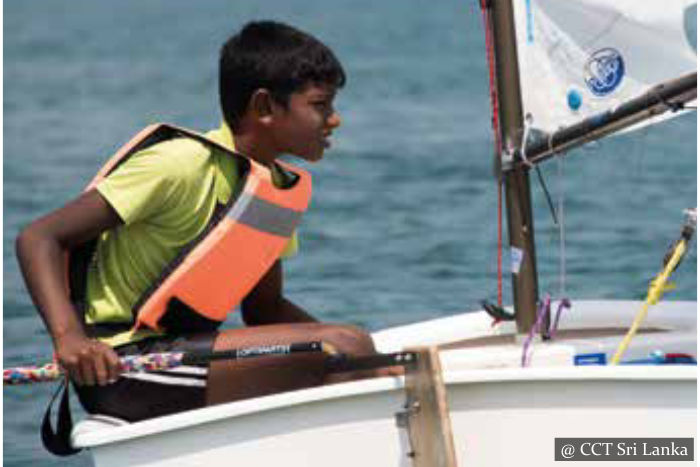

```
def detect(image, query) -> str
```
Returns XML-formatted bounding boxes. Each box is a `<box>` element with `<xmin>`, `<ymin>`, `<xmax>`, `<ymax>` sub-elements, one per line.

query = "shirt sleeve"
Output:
<box><xmin>96</xmin><ymin>145</ymin><xmax>186</xmax><ymax>225</ymax></box>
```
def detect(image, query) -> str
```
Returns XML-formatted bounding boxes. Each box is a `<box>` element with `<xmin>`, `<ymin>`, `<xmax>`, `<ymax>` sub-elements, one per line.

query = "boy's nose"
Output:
<box><xmin>327</xmin><ymin>111</ymin><xmax>341</xmax><ymax>129</ymax></box>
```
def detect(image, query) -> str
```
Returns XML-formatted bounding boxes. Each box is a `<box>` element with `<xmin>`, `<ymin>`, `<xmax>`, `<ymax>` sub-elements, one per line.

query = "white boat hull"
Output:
<box><xmin>72</xmin><ymin>300</ymin><xmax>698</xmax><ymax>467</ymax></box>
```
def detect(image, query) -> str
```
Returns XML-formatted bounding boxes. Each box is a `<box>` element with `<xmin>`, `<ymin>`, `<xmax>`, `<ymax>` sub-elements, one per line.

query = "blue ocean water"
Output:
<box><xmin>4</xmin><ymin>1</ymin><xmax>696</xmax><ymax>465</ymax></box>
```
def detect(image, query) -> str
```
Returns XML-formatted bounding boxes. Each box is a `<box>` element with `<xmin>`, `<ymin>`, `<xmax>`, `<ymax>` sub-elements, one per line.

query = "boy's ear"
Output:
<box><xmin>249</xmin><ymin>89</ymin><xmax>275</xmax><ymax>125</ymax></box>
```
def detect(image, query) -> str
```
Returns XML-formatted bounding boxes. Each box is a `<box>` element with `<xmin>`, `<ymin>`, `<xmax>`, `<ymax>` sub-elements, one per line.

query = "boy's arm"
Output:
<box><xmin>16</xmin><ymin>189</ymin><xmax>124</xmax><ymax>386</ymax></box>
<box><xmin>241</xmin><ymin>260</ymin><xmax>318</xmax><ymax>325</ymax></box>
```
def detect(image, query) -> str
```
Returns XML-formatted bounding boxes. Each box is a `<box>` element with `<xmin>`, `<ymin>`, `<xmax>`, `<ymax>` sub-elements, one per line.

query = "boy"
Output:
<box><xmin>17</xmin><ymin>21</ymin><xmax>386</xmax><ymax>423</ymax></box>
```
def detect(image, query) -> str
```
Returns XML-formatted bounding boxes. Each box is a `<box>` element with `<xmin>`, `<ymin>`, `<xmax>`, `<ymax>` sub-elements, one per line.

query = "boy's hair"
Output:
<box><xmin>220</xmin><ymin>21</ymin><xmax>346</xmax><ymax>131</ymax></box>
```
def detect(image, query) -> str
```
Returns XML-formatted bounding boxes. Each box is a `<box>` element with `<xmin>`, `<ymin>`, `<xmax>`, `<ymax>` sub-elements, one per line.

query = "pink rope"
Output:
<box><xmin>549</xmin><ymin>298</ymin><xmax>571</xmax><ymax>339</ymax></box>
<box><xmin>521</xmin><ymin>294</ymin><xmax>551</xmax><ymax>367</ymax></box>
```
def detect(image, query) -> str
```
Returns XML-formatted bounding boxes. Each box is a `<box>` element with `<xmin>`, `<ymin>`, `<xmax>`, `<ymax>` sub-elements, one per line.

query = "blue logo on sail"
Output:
<box><xmin>584</xmin><ymin>48</ymin><xmax>625</xmax><ymax>96</ymax></box>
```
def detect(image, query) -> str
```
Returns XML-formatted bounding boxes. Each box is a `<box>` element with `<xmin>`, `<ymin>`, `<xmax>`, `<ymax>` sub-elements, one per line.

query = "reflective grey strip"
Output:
<box><xmin>227</xmin><ymin>192</ymin><xmax>302</xmax><ymax>237</ymax></box>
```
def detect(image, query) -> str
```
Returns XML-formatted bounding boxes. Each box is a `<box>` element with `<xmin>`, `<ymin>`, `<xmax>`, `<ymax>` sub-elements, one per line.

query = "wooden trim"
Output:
<box><xmin>401</xmin><ymin>347</ymin><xmax>457</xmax><ymax>467</ymax></box>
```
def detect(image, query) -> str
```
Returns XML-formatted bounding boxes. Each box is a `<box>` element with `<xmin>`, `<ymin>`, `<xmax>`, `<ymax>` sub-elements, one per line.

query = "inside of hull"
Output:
<box><xmin>438</xmin><ymin>327</ymin><xmax>669</xmax><ymax>350</ymax></box>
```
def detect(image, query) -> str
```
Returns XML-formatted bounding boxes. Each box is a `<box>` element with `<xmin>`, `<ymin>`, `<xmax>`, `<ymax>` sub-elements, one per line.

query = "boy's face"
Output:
<box><xmin>271</xmin><ymin>83</ymin><xmax>341</xmax><ymax>162</ymax></box>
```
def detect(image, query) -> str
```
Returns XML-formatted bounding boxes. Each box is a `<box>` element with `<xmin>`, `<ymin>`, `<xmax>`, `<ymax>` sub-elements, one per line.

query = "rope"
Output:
<box><xmin>535</xmin><ymin>165</ymin><xmax>558</xmax><ymax>225</ymax></box>
<box><xmin>497</xmin><ymin>178</ymin><xmax>503</xmax><ymax>307</ymax></box>
<box><xmin>611</xmin><ymin>239</ymin><xmax>688</xmax><ymax>364</ymax></box>
<box><xmin>5</xmin><ymin>342</ymin><xmax>327</xmax><ymax>385</ymax></box>
<box><xmin>4</xmin><ymin>352</ymin><xmax>186</xmax><ymax>385</ymax></box>
<box><xmin>548</xmin><ymin>298</ymin><xmax>571</xmax><ymax>340</ymax></box>
<box><xmin>479</xmin><ymin>0</ymin><xmax>504</xmax><ymax>308</ymax></box>
<box><xmin>518</xmin><ymin>295</ymin><xmax>570</xmax><ymax>362</ymax></box>
<box><xmin>521</xmin><ymin>294</ymin><xmax>552</xmax><ymax>367</ymax></box>
<box><xmin>612</xmin><ymin>209</ymin><xmax>695</xmax><ymax>364</ymax></box>
<box><xmin>557</xmin><ymin>154</ymin><xmax>566</xmax><ymax>297</ymax></box>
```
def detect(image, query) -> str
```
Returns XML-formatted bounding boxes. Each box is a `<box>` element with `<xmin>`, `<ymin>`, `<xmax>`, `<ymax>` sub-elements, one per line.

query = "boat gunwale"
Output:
<box><xmin>73</xmin><ymin>300</ymin><xmax>697</xmax><ymax>449</ymax></box>
<box><xmin>72</xmin><ymin>359</ymin><xmax>697</xmax><ymax>449</ymax></box>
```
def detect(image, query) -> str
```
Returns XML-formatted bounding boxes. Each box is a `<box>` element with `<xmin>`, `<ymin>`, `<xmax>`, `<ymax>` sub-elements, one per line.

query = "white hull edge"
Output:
<box><xmin>74</xmin><ymin>366</ymin><xmax>697</xmax><ymax>467</ymax></box>
<box><xmin>72</xmin><ymin>300</ymin><xmax>698</xmax><ymax>467</ymax></box>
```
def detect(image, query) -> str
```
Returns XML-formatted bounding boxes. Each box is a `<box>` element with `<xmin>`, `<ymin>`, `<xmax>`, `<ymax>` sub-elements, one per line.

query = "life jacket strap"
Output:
<box><xmin>41</xmin><ymin>378</ymin><xmax>81</xmax><ymax>456</ymax></box>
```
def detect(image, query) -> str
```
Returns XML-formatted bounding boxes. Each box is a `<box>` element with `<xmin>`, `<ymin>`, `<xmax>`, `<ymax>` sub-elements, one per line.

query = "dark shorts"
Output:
<box><xmin>74</xmin><ymin>333</ymin><xmax>215</xmax><ymax>422</ymax></box>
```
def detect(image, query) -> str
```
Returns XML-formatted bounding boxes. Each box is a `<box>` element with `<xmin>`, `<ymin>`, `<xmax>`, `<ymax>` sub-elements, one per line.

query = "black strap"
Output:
<box><xmin>482</xmin><ymin>299</ymin><xmax>516</xmax><ymax>321</ymax></box>
<box><xmin>325</xmin><ymin>351</ymin><xmax>417</xmax><ymax>373</ymax></box>
<box><xmin>41</xmin><ymin>378</ymin><xmax>81</xmax><ymax>456</ymax></box>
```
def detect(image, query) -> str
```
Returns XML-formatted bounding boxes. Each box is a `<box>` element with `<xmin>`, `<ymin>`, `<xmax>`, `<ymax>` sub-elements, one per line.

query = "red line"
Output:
<box><xmin>479</xmin><ymin>1</ymin><xmax>504</xmax><ymax>307</ymax></box>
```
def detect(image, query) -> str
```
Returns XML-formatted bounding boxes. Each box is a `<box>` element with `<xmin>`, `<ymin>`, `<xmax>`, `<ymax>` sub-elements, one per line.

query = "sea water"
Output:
<box><xmin>4</xmin><ymin>1</ymin><xmax>696</xmax><ymax>465</ymax></box>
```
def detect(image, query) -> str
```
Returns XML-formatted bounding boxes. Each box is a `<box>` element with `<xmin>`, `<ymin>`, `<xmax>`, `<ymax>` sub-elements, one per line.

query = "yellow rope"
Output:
<box><xmin>610</xmin><ymin>239</ymin><xmax>687</xmax><ymax>364</ymax></box>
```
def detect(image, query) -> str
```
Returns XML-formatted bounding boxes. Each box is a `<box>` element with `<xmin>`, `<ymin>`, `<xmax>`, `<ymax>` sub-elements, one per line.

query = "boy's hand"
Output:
<box><xmin>54</xmin><ymin>331</ymin><xmax>122</xmax><ymax>386</ymax></box>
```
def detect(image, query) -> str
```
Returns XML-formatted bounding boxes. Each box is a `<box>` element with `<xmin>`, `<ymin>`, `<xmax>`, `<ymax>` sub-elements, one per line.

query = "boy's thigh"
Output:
<box><xmin>74</xmin><ymin>333</ymin><xmax>215</xmax><ymax>422</ymax></box>
<box><xmin>74</xmin><ymin>323</ymin><xmax>377</xmax><ymax>421</ymax></box>
<box><xmin>205</xmin><ymin>323</ymin><xmax>380</xmax><ymax>404</ymax></box>
<box><xmin>213</xmin><ymin>322</ymin><xmax>376</xmax><ymax>355</ymax></box>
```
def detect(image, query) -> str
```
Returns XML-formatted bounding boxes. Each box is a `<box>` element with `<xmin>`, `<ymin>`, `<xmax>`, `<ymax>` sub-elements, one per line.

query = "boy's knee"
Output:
<box><xmin>320</xmin><ymin>324</ymin><xmax>376</xmax><ymax>356</ymax></box>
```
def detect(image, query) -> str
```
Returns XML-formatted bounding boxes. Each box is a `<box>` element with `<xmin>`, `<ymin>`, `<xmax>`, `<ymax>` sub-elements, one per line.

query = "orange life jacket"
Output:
<box><xmin>67</xmin><ymin>123</ymin><xmax>312</xmax><ymax>333</ymax></box>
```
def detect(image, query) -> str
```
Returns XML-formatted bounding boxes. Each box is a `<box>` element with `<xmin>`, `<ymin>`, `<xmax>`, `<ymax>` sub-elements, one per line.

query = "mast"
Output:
<box><xmin>481</xmin><ymin>0</ymin><xmax>695</xmax><ymax>333</ymax></box>
<box><xmin>488</xmin><ymin>0</ymin><xmax>539</xmax><ymax>333</ymax></box>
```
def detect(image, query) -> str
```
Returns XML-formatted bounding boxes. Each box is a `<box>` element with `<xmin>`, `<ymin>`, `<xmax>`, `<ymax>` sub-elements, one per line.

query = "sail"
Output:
<box><xmin>511</xmin><ymin>0</ymin><xmax>697</xmax><ymax>135</ymax></box>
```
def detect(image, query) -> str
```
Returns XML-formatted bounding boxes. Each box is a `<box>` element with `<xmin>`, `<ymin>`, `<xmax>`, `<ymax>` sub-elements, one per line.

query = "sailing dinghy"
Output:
<box><xmin>72</xmin><ymin>1</ymin><xmax>697</xmax><ymax>466</ymax></box>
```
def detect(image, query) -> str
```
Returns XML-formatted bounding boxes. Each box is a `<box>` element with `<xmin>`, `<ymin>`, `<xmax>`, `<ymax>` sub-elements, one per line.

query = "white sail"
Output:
<box><xmin>511</xmin><ymin>0</ymin><xmax>697</xmax><ymax>135</ymax></box>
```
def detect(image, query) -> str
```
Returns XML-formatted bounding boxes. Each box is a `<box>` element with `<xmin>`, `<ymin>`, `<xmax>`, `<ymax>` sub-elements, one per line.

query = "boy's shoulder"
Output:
<box><xmin>127</xmin><ymin>134</ymin><xmax>216</xmax><ymax>177</ymax></box>
<box><xmin>145</xmin><ymin>136</ymin><xmax>211</xmax><ymax>162</ymax></box>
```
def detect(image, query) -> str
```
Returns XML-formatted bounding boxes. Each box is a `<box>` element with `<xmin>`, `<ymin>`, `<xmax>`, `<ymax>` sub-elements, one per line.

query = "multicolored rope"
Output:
<box><xmin>3</xmin><ymin>363</ymin><xmax>62</xmax><ymax>385</ymax></box>
<box><xmin>3</xmin><ymin>352</ymin><xmax>186</xmax><ymax>385</ymax></box>
<box><xmin>4</xmin><ymin>342</ymin><xmax>328</xmax><ymax>385</ymax></box>
<box><xmin>121</xmin><ymin>351</ymin><xmax>185</xmax><ymax>372</ymax></box>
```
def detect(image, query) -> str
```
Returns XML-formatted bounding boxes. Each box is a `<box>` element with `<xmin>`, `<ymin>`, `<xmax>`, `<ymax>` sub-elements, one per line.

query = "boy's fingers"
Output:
<box><xmin>104</xmin><ymin>349</ymin><xmax>122</xmax><ymax>383</ymax></box>
<box><xmin>65</xmin><ymin>362</ymin><xmax>83</xmax><ymax>386</ymax></box>
<box><xmin>78</xmin><ymin>357</ymin><xmax>96</xmax><ymax>386</ymax></box>
<box><xmin>93</xmin><ymin>353</ymin><xmax>109</xmax><ymax>386</ymax></box>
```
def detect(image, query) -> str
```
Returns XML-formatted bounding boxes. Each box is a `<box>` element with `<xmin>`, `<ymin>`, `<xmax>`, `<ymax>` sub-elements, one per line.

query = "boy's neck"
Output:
<box><xmin>232</xmin><ymin>132</ymin><xmax>277</xmax><ymax>168</ymax></box>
